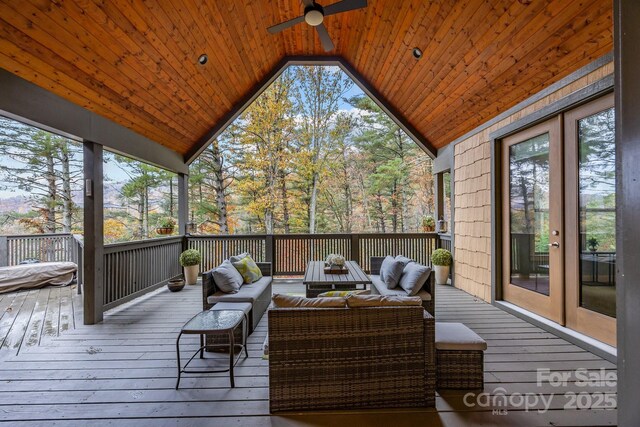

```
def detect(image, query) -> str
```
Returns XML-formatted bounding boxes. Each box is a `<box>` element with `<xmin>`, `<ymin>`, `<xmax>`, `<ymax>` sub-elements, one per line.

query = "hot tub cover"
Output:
<box><xmin>0</xmin><ymin>262</ymin><xmax>77</xmax><ymax>294</ymax></box>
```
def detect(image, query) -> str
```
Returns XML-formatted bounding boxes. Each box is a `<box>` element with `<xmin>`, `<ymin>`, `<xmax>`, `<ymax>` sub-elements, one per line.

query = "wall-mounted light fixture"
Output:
<box><xmin>198</xmin><ymin>54</ymin><xmax>208</xmax><ymax>65</ymax></box>
<box><xmin>412</xmin><ymin>47</ymin><xmax>423</xmax><ymax>60</ymax></box>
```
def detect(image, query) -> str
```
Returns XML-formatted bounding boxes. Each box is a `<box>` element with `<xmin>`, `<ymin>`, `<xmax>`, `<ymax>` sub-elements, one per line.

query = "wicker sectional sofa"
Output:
<box><xmin>268</xmin><ymin>304</ymin><xmax>436</xmax><ymax>412</ymax></box>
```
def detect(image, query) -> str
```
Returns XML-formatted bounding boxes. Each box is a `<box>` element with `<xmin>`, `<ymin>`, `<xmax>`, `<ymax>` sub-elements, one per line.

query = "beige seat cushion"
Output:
<box><xmin>271</xmin><ymin>294</ymin><xmax>347</xmax><ymax>308</ymax></box>
<box><xmin>371</xmin><ymin>275</ymin><xmax>432</xmax><ymax>301</ymax></box>
<box><xmin>209</xmin><ymin>301</ymin><xmax>252</xmax><ymax>315</ymax></box>
<box><xmin>207</xmin><ymin>276</ymin><xmax>272</xmax><ymax>305</ymax></box>
<box><xmin>346</xmin><ymin>294</ymin><xmax>422</xmax><ymax>308</ymax></box>
<box><xmin>435</xmin><ymin>322</ymin><xmax>487</xmax><ymax>351</ymax></box>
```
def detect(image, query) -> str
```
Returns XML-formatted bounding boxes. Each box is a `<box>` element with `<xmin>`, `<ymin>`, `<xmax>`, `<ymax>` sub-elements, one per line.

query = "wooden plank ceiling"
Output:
<box><xmin>0</xmin><ymin>0</ymin><xmax>612</xmax><ymax>157</ymax></box>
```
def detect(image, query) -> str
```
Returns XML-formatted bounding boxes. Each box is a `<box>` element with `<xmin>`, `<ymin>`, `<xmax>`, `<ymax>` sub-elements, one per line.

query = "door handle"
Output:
<box><xmin>548</xmin><ymin>242</ymin><xmax>560</xmax><ymax>248</ymax></box>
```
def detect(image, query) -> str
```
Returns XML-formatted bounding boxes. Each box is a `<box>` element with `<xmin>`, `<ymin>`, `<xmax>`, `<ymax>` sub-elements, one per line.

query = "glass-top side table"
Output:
<box><xmin>176</xmin><ymin>309</ymin><xmax>248</xmax><ymax>389</ymax></box>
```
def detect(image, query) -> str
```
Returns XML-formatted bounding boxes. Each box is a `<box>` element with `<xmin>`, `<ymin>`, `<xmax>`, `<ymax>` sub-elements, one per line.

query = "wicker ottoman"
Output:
<box><xmin>435</xmin><ymin>322</ymin><xmax>487</xmax><ymax>389</ymax></box>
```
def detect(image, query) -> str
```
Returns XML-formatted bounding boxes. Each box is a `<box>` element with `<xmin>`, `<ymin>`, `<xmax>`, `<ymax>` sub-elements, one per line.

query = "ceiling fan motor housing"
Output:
<box><xmin>304</xmin><ymin>5</ymin><xmax>325</xmax><ymax>26</ymax></box>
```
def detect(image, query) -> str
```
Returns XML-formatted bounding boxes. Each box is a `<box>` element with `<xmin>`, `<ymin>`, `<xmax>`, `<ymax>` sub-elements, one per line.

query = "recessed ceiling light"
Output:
<box><xmin>412</xmin><ymin>47</ymin><xmax>423</xmax><ymax>60</ymax></box>
<box><xmin>198</xmin><ymin>54</ymin><xmax>208</xmax><ymax>65</ymax></box>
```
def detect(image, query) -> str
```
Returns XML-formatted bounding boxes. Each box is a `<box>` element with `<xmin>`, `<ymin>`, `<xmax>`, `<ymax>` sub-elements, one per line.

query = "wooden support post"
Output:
<box><xmin>350</xmin><ymin>234</ymin><xmax>360</xmax><ymax>266</ymax></box>
<box><xmin>0</xmin><ymin>236</ymin><xmax>7</xmax><ymax>267</ymax></box>
<box><xmin>265</xmin><ymin>235</ymin><xmax>275</xmax><ymax>275</ymax></box>
<box><xmin>435</xmin><ymin>172</ymin><xmax>444</xmax><ymax>223</ymax></box>
<box><xmin>177</xmin><ymin>173</ymin><xmax>189</xmax><ymax>236</ymax></box>
<box><xmin>615</xmin><ymin>0</ymin><xmax>640</xmax><ymax>425</ymax></box>
<box><xmin>83</xmin><ymin>141</ymin><xmax>104</xmax><ymax>325</ymax></box>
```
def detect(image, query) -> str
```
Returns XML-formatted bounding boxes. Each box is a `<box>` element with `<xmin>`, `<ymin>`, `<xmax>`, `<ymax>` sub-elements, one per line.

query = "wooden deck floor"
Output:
<box><xmin>0</xmin><ymin>280</ymin><xmax>617</xmax><ymax>426</ymax></box>
<box><xmin>0</xmin><ymin>284</ymin><xmax>81</xmax><ymax>355</ymax></box>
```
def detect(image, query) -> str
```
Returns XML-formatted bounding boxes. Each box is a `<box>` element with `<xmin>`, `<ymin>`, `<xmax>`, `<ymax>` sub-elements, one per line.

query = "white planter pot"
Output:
<box><xmin>184</xmin><ymin>264</ymin><xmax>199</xmax><ymax>285</ymax></box>
<box><xmin>434</xmin><ymin>265</ymin><xmax>450</xmax><ymax>285</ymax></box>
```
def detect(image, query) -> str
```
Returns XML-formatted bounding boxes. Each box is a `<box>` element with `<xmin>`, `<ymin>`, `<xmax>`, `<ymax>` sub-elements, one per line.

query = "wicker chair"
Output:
<box><xmin>369</xmin><ymin>256</ymin><xmax>435</xmax><ymax>316</ymax></box>
<box><xmin>268</xmin><ymin>305</ymin><xmax>435</xmax><ymax>412</ymax></box>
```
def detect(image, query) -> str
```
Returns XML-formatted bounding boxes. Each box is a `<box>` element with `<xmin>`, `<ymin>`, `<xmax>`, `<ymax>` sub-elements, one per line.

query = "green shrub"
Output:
<box><xmin>431</xmin><ymin>248</ymin><xmax>452</xmax><ymax>266</ymax></box>
<box><xmin>179</xmin><ymin>249</ymin><xmax>201</xmax><ymax>267</ymax></box>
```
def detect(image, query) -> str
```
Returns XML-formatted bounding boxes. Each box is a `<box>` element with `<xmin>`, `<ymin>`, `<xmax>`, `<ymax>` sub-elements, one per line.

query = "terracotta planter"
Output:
<box><xmin>156</xmin><ymin>227</ymin><xmax>174</xmax><ymax>235</ymax></box>
<box><xmin>183</xmin><ymin>264</ymin><xmax>199</xmax><ymax>285</ymax></box>
<box><xmin>434</xmin><ymin>265</ymin><xmax>450</xmax><ymax>285</ymax></box>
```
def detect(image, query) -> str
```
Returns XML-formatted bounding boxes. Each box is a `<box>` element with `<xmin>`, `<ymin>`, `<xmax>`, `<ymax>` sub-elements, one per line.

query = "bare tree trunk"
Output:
<box><xmin>309</xmin><ymin>172</ymin><xmax>319</xmax><ymax>234</ymax></box>
<box><xmin>45</xmin><ymin>154</ymin><xmax>57</xmax><ymax>233</ymax></box>
<box><xmin>137</xmin><ymin>194</ymin><xmax>144</xmax><ymax>239</ymax></box>
<box><xmin>375</xmin><ymin>193</ymin><xmax>386</xmax><ymax>233</ymax></box>
<box><xmin>391</xmin><ymin>181</ymin><xmax>399</xmax><ymax>233</ymax></box>
<box><xmin>344</xmin><ymin>183</ymin><xmax>353</xmax><ymax>233</ymax></box>
<box><xmin>401</xmin><ymin>186</ymin><xmax>409</xmax><ymax>232</ymax></box>
<box><xmin>280</xmin><ymin>172</ymin><xmax>290</xmax><ymax>233</ymax></box>
<box><xmin>169</xmin><ymin>178</ymin><xmax>174</xmax><ymax>217</ymax></box>
<box><xmin>60</xmin><ymin>148</ymin><xmax>73</xmax><ymax>232</ymax></box>
<box><xmin>264</xmin><ymin>210</ymin><xmax>273</xmax><ymax>234</ymax></box>
<box><xmin>210</xmin><ymin>142</ymin><xmax>229</xmax><ymax>234</ymax></box>
<box><xmin>143</xmin><ymin>187</ymin><xmax>149</xmax><ymax>238</ymax></box>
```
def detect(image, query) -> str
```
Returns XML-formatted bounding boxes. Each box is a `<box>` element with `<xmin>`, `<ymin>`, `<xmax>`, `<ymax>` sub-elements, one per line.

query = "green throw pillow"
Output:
<box><xmin>317</xmin><ymin>290</ymin><xmax>367</xmax><ymax>297</ymax></box>
<box><xmin>231</xmin><ymin>255</ymin><xmax>263</xmax><ymax>284</ymax></box>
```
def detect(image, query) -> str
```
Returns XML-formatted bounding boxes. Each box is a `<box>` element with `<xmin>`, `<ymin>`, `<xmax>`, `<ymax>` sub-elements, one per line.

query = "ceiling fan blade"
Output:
<box><xmin>315</xmin><ymin>23</ymin><xmax>335</xmax><ymax>51</ymax></box>
<box><xmin>324</xmin><ymin>0</ymin><xmax>368</xmax><ymax>16</ymax></box>
<box><xmin>301</xmin><ymin>0</ymin><xmax>314</xmax><ymax>7</ymax></box>
<box><xmin>267</xmin><ymin>15</ymin><xmax>305</xmax><ymax>34</ymax></box>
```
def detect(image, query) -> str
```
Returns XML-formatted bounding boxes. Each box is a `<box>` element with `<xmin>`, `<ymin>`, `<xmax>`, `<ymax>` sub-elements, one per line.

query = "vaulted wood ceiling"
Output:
<box><xmin>0</xmin><ymin>0</ymin><xmax>612</xmax><ymax>158</ymax></box>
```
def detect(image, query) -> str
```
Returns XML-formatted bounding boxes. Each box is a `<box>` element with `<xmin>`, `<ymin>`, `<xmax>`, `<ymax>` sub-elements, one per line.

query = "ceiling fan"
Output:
<box><xmin>267</xmin><ymin>0</ymin><xmax>368</xmax><ymax>51</ymax></box>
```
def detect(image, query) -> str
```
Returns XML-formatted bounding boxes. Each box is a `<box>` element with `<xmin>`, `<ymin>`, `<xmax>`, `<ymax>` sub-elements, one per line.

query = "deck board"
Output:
<box><xmin>0</xmin><ymin>284</ymin><xmax>81</xmax><ymax>357</ymax></box>
<box><xmin>0</xmin><ymin>281</ymin><xmax>617</xmax><ymax>426</ymax></box>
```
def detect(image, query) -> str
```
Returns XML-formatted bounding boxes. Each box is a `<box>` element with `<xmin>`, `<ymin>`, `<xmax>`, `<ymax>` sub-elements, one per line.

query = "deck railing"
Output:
<box><xmin>1</xmin><ymin>232</ymin><xmax>450</xmax><ymax>313</ymax></box>
<box><xmin>0</xmin><ymin>233</ymin><xmax>84</xmax><ymax>287</ymax></box>
<box><xmin>187</xmin><ymin>232</ymin><xmax>442</xmax><ymax>275</ymax></box>
<box><xmin>0</xmin><ymin>233</ymin><xmax>80</xmax><ymax>266</ymax></box>
<box><xmin>102</xmin><ymin>236</ymin><xmax>183</xmax><ymax>310</ymax></box>
<box><xmin>188</xmin><ymin>235</ymin><xmax>267</xmax><ymax>272</ymax></box>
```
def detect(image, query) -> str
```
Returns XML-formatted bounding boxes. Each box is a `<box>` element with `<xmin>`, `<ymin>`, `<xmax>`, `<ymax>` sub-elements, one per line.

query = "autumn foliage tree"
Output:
<box><xmin>188</xmin><ymin>65</ymin><xmax>435</xmax><ymax>235</ymax></box>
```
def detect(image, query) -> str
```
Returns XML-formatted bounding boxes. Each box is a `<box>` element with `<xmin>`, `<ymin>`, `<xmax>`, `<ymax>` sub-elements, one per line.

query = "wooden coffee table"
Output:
<box><xmin>303</xmin><ymin>260</ymin><xmax>372</xmax><ymax>298</ymax></box>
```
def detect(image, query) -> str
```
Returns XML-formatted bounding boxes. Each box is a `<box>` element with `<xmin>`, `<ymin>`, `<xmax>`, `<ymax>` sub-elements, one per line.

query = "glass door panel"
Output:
<box><xmin>578</xmin><ymin>108</ymin><xmax>616</xmax><ymax>318</ymax></box>
<box><xmin>564</xmin><ymin>93</ymin><xmax>616</xmax><ymax>346</ymax></box>
<box><xmin>509</xmin><ymin>134</ymin><xmax>550</xmax><ymax>296</ymax></box>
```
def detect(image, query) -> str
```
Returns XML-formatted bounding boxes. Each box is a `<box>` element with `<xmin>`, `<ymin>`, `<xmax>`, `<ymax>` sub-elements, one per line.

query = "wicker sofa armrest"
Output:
<box><xmin>369</xmin><ymin>256</ymin><xmax>385</xmax><ymax>275</ymax></box>
<box><xmin>201</xmin><ymin>269</ymin><xmax>218</xmax><ymax>310</ymax></box>
<box><xmin>423</xmin><ymin>309</ymin><xmax>436</xmax><ymax>407</ymax></box>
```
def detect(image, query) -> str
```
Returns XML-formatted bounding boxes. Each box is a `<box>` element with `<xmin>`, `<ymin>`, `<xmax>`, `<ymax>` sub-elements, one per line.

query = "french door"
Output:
<box><xmin>502</xmin><ymin>117</ymin><xmax>564</xmax><ymax>324</ymax></box>
<box><xmin>502</xmin><ymin>94</ymin><xmax>616</xmax><ymax>346</ymax></box>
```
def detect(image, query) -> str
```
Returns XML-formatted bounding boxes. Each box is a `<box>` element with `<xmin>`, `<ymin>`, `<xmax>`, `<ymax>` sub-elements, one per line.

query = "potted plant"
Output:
<box><xmin>325</xmin><ymin>253</ymin><xmax>347</xmax><ymax>273</ymax></box>
<box><xmin>422</xmin><ymin>215</ymin><xmax>436</xmax><ymax>232</ymax></box>
<box><xmin>325</xmin><ymin>253</ymin><xmax>346</xmax><ymax>268</ymax></box>
<box><xmin>587</xmin><ymin>237</ymin><xmax>599</xmax><ymax>252</ymax></box>
<box><xmin>156</xmin><ymin>217</ymin><xmax>176</xmax><ymax>235</ymax></box>
<box><xmin>179</xmin><ymin>249</ymin><xmax>201</xmax><ymax>285</ymax></box>
<box><xmin>431</xmin><ymin>248</ymin><xmax>452</xmax><ymax>285</ymax></box>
